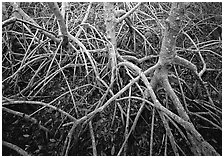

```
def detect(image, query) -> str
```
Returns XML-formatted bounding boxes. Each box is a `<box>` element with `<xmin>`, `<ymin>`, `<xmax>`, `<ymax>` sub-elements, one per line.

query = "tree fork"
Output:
<box><xmin>155</xmin><ymin>2</ymin><xmax>220</xmax><ymax>155</ymax></box>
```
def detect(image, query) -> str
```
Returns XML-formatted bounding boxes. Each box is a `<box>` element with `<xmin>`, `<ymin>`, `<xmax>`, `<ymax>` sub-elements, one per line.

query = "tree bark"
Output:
<box><xmin>153</xmin><ymin>2</ymin><xmax>220</xmax><ymax>155</ymax></box>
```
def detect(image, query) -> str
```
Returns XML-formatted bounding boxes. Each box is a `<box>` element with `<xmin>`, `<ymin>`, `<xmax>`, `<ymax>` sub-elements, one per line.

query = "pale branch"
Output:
<box><xmin>73</xmin><ymin>77</ymin><xmax>140</xmax><ymax>126</ymax></box>
<box><xmin>116</xmin><ymin>96</ymin><xmax>201</xmax><ymax>139</ymax></box>
<box><xmin>121</xmin><ymin>55</ymin><xmax>158</xmax><ymax>64</ymax></box>
<box><xmin>149</xmin><ymin>107</ymin><xmax>155</xmax><ymax>156</ymax></box>
<box><xmin>115</xmin><ymin>9</ymin><xmax>134</xmax><ymax>34</ymax></box>
<box><xmin>117</xmin><ymin>98</ymin><xmax>146</xmax><ymax>155</ymax></box>
<box><xmin>120</xmin><ymin>21</ymin><xmax>157</xmax><ymax>53</ymax></box>
<box><xmin>173</xmin><ymin>55</ymin><xmax>198</xmax><ymax>73</ymax></box>
<box><xmin>3</xmin><ymin>100</ymin><xmax>77</xmax><ymax>122</ymax></box>
<box><xmin>129</xmin><ymin>96</ymin><xmax>219</xmax><ymax>155</ymax></box>
<box><xmin>2</xmin><ymin>54</ymin><xmax>50</xmax><ymax>84</ymax></box>
<box><xmin>63</xmin><ymin>121</ymin><xmax>78</xmax><ymax>156</ymax></box>
<box><xmin>104</xmin><ymin>2</ymin><xmax>118</xmax><ymax>86</ymax></box>
<box><xmin>66</xmin><ymin>60</ymin><xmax>155</xmax><ymax>128</ymax></box>
<box><xmin>143</xmin><ymin>3</ymin><xmax>166</xmax><ymax>30</ymax></box>
<box><xmin>2</xmin><ymin>141</ymin><xmax>30</xmax><ymax>156</ymax></box>
<box><xmin>68</xmin><ymin>33</ymin><xmax>99</xmax><ymax>76</ymax></box>
<box><xmin>174</xmin><ymin>55</ymin><xmax>215</xmax><ymax>107</ymax></box>
<box><xmin>11</xmin><ymin>2</ymin><xmax>36</xmax><ymax>24</ymax></box>
<box><xmin>119</xmin><ymin>60</ymin><xmax>190</xmax><ymax>128</ymax></box>
<box><xmin>89</xmin><ymin>120</ymin><xmax>97</xmax><ymax>156</ymax></box>
<box><xmin>159</xmin><ymin>111</ymin><xmax>179</xmax><ymax>155</ymax></box>
<box><xmin>115</xmin><ymin>9</ymin><xmax>126</xmax><ymax>18</ymax></box>
<box><xmin>189</xmin><ymin>112</ymin><xmax>221</xmax><ymax>130</ymax></box>
<box><xmin>52</xmin><ymin>54</ymin><xmax>79</xmax><ymax>117</ymax></box>
<box><xmin>61</xmin><ymin>2</ymin><xmax>67</xmax><ymax>20</ymax></box>
<box><xmin>164</xmin><ymin>112</ymin><xmax>191</xmax><ymax>146</ymax></box>
<box><xmin>2</xmin><ymin>16</ymin><xmax>16</xmax><ymax>27</ymax></box>
<box><xmin>2</xmin><ymin>17</ymin><xmax>57</xmax><ymax>37</ymax></box>
<box><xmin>161</xmin><ymin>71</ymin><xmax>190</xmax><ymax>121</ymax></box>
<box><xmin>47</xmin><ymin>2</ymin><xmax>68</xmax><ymax>36</ymax></box>
<box><xmin>108</xmin><ymin>40</ymin><xmax>117</xmax><ymax>84</ymax></box>
<box><xmin>119</xmin><ymin>61</ymin><xmax>142</xmax><ymax>75</ymax></box>
<box><xmin>10</xmin><ymin>2</ymin><xmax>60</xmax><ymax>43</ymax></box>
<box><xmin>124</xmin><ymin>87</ymin><xmax>132</xmax><ymax>155</ymax></box>
<box><xmin>183</xmin><ymin>31</ymin><xmax>207</xmax><ymax>77</ymax></box>
<box><xmin>75</xmin><ymin>2</ymin><xmax>93</xmax><ymax>38</ymax></box>
<box><xmin>150</xmin><ymin>1</ymin><xmax>219</xmax><ymax>155</ymax></box>
<box><xmin>117</xmin><ymin>2</ymin><xmax>142</xmax><ymax>23</ymax></box>
<box><xmin>174</xmin><ymin>65</ymin><xmax>189</xmax><ymax>113</ymax></box>
<box><xmin>2</xmin><ymin>107</ymin><xmax>49</xmax><ymax>133</ymax></box>
<box><xmin>48</xmin><ymin>2</ymin><xmax>69</xmax><ymax>47</ymax></box>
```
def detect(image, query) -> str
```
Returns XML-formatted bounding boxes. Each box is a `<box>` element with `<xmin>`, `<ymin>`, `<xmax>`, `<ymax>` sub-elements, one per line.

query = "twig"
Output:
<box><xmin>174</xmin><ymin>65</ymin><xmax>189</xmax><ymax>113</ymax></box>
<box><xmin>3</xmin><ymin>100</ymin><xmax>77</xmax><ymax>122</ymax></box>
<box><xmin>64</xmin><ymin>122</ymin><xmax>77</xmax><ymax>155</ymax></box>
<box><xmin>161</xmin><ymin>70</ymin><xmax>190</xmax><ymax>121</ymax></box>
<box><xmin>48</xmin><ymin>2</ymin><xmax>69</xmax><ymax>47</ymax></box>
<box><xmin>149</xmin><ymin>107</ymin><xmax>155</xmax><ymax>155</ymax></box>
<box><xmin>47</xmin><ymin>2</ymin><xmax>68</xmax><ymax>37</ymax></box>
<box><xmin>10</xmin><ymin>2</ymin><xmax>60</xmax><ymax>43</ymax></box>
<box><xmin>121</xmin><ymin>55</ymin><xmax>158</xmax><ymax>64</ymax></box>
<box><xmin>189</xmin><ymin>112</ymin><xmax>221</xmax><ymax>130</ymax></box>
<box><xmin>117</xmin><ymin>99</ymin><xmax>146</xmax><ymax>156</ymax></box>
<box><xmin>75</xmin><ymin>2</ymin><xmax>93</xmax><ymax>38</ymax></box>
<box><xmin>159</xmin><ymin>111</ymin><xmax>179</xmax><ymax>156</ymax></box>
<box><xmin>61</xmin><ymin>61</ymin><xmax>158</xmax><ymax>129</ymax></box>
<box><xmin>164</xmin><ymin>134</ymin><xmax>168</xmax><ymax>155</ymax></box>
<box><xmin>123</xmin><ymin>87</ymin><xmax>132</xmax><ymax>155</ymax></box>
<box><xmin>2</xmin><ymin>17</ymin><xmax>57</xmax><ymax>37</ymax></box>
<box><xmin>117</xmin><ymin>3</ymin><xmax>142</xmax><ymax>23</ymax></box>
<box><xmin>89</xmin><ymin>120</ymin><xmax>97</xmax><ymax>156</ymax></box>
<box><xmin>2</xmin><ymin>107</ymin><xmax>49</xmax><ymax>133</ymax></box>
<box><xmin>183</xmin><ymin>31</ymin><xmax>206</xmax><ymax>77</ymax></box>
<box><xmin>2</xmin><ymin>141</ymin><xmax>30</xmax><ymax>156</ymax></box>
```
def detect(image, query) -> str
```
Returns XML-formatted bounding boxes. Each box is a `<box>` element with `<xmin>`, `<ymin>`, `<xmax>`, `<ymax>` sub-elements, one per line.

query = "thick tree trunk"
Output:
<box><xmin>154</xmin><ymin>2</ymin><xmax>219</xmax><ymax>156</ymax></box>
<box><xmin>104</xmin><ymin>2</ymin><xmax>117</xmax><ymax>85</ymax></box>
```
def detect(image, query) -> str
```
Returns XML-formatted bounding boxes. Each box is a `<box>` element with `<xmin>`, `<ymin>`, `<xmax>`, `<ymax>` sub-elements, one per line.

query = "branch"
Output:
<box><xmin>68</xmin><ymin>33</ymin><xmax>99</xmax><ymax>76</ymax></box>
<box><xmin>2</xmin><ymin>17</ymin><xmax>57</xmax><ymax>37</ymax></box>
<box><xmin>48</xmin><ymin>2</ymin><xmax>68</xmax><ymax>36</ymax></box>
<box><xmin>2</xmin><ymin>141</ymin><xmax>30</xmax><ymax>156</ymax></box>
<box><xmin>75</xmin><ymin>2</ymin><xmax>93</xmax><ymax>38</ymax></box>
<box><xmin>104</xmin><ymin>2</ymin><xmax>118</xmax><ymax>85</ymax></box>
<box><xmin>48</xmin><ymin>2</ymin><xmax>69</xmax><ymax>46</ymax></box>
<box><xmin>63</xmin><ymin>122</ymin><xmax>78</xmax><ymax>155</ymax></box>
<box><xmin>117</xmin><ymin>98</ymin><xmax>146</xmax><ymax>155</ymax></box>
<box><xmin>61</xmin><ymin>2</ymin><xmax>67</xmax><ymax>19</ymax></box>
<box><xmin>89</xmin><ymin>120</ymin><xmax>97</xmax><ymax>156</ymax></box>
<box><xmin>62</xmin><ymin>60</ymin><xmax>158</xmax><ymax>129</ymax></box>
<box><xmin>173</xmin><ymin>55</ymin><xmax>198</xmax><ymax>73</ymax></box>
<box><xmin>160</xmin><ymin>70</ymin><xmax>190</xmax><ymax>121</ymax></box>
<box><xmin>10</xmin><ymin>2</ymin><xmax>60</xmax><ymax>43</ymax></box>
<box><xmin>2</xmin><ymin>107</ymin><xmax>49</xmax><ymax>133</ymax></box>
<box><xmin>117</xmin><ymin>2</ymin><xmax>142</xmax><ymax>23</ymax></box>
<box><xmin>183</xmin><ymin>31</ymin><xmax>207</xmax><ymax>77</ymax></box>
<box><xmin>158</xmin><ymin>111</ymin><xmax>179</xmax><ymax>155</ymax></box>
<box><xmin>121</xmin><ymin>55</ymin><xmax>158</xmax><ymax>64</ymax></box>
<box><xmin>2</xmin><ymin>17</ymin><xmax>16</xmax><ymax>27</ymax></box>
<box><xmin>3</xmin><ymin>100</ymin><xmax>77</xmax><ymax>122</ymax></box>
<box><xmin>174</xmin><ymin>55</ymin><xmax>215</xmax><ymax>107</ymax></box>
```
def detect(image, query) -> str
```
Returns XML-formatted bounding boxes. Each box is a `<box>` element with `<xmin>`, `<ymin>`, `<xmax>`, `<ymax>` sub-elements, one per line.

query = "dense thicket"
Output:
<box><xmin>2</xmin><ymin>2</ymin><xmax>221</xmax><ymax>156</ymax></box>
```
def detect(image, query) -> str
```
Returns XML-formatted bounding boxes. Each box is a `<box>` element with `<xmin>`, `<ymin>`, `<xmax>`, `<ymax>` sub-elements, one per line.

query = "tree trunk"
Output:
<box><xmin>152</xmin><ymin>2</ymin><xmax>220</xmax><ymax>155</ymax></box>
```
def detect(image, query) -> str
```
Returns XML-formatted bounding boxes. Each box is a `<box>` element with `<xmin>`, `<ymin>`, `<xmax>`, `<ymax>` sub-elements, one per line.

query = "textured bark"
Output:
<box><xmin>48</xmin><ymin>2</ymin><xmax>69</xmax><ymax>47</ymax></box>
<box><xmin>104</xmin><ymin>2</ymin><xmax>117</xmax><ymax>84</ymax></box>
<box><xmin>154</xmin><ymin>2</ymin><xmax>220</xmax><ymax>156</ymax></box>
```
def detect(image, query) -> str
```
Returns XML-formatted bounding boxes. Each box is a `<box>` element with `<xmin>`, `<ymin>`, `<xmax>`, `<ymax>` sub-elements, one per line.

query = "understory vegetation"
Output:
<box><xmin>2</xmin><ymin>2</ymin><xmax>222</xmax><ymax>156</ymax></box>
